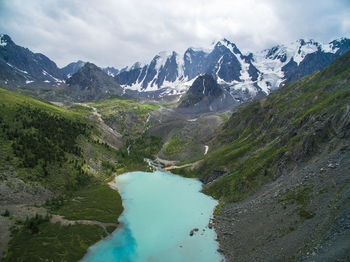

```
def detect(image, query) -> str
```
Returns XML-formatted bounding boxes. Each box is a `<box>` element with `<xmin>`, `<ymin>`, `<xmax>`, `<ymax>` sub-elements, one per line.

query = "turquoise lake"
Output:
<box><xmin>81</xmin><ymin>171</ymin><xmax>223</xmax><ymax>262</ymax></box>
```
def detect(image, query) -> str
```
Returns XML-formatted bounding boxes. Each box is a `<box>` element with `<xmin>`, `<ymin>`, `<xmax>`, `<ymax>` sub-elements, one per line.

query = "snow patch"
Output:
<box><xmin>155</xmin><ymin>51</ymin><xmax>172</xmax><ymax>71</ymax></box>
<box><xmin>175</xmin><ymin>53</ymin><xmax>185</xmax><ymax>79</ymax></box>
<box><xmin>42</xmin><ymin>70</ymin><xmax>64</xmax><ymax>83</ymax></box>
<box><xmin>106</xmin><ymin>71</ymin><xmax>115</xmax><ymax>77</ymax></box>
<box><xmin>7</xmin><ymin>63</ymin><xmax>28</xmax><ymax>74</ymax></box>
<box><xmin>204</xmin><ymin>145</ymin><xmax>209</xmax><ymax>155</ymax></box>
<box><xmin>0</xmin><ymin>34</ymin><xmax>7</xmax><ymax>47</ymax></box>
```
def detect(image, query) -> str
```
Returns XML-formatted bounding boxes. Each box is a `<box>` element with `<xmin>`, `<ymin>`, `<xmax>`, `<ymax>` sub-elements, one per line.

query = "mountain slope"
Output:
<box><xmin>65</xmin><ymin>62</ymin><xmax>123</xmax><ymax>101</ymax></box>
<box><xmin>0</xmin><ymin>87</ymin><xmax>127</xmax><ymax>261</ymax></box>
<box><xmin>172</xmin><ymin>51</ymin><xmax>350</xmax><ymax>261</ymax></box>
<box><xmin>0</xmin><ymin>34</ymin><xmax>64</xmax><ymax>86</ymax></box>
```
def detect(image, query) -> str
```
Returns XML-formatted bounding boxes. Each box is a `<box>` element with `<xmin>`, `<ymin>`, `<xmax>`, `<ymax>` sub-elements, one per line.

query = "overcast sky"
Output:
<box><xmin>0</xmin><ymin>0</ymin><xmax>349</xmax><ymax>68</ymax></box>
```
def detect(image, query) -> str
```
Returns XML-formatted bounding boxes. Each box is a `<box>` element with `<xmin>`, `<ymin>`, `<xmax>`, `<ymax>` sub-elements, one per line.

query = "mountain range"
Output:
<box><xmin>116</xmin><ymin>38</ymin><xmax>350</xmax><ymax>98</ymax></box>
<box><xmin>1</xmin><ymin>33</ymin><xmax>349</xmax><ymax>104</ymax></box>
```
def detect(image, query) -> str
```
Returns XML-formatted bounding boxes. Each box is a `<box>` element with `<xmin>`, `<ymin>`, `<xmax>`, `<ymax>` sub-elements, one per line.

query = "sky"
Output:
<box><xmin>0</xmin><ymin>0</ymin><xmax>349</xmax><ymax>68</ymax></box>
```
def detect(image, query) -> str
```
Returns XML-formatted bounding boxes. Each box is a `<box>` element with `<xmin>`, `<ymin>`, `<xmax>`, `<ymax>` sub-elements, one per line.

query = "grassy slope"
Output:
<box><xmin>53</xmin><ymin>184</ymin><xmax>123</xmax><ymax>222</ymax></box>
<box><xmin>0</xmin><ymin>88</ymin><xmax>92</xmax><ymax>192</ymax></box>
<box><xmin>88</xmin><ymin>96</ymin><xmax>160</xmax><ymax>137</ymax></box>
<box><xmin>3</xmin><ymin>222</ymin><xmax>106</xmax><ymax>262</ymax></box>
<box><xmin>0</xmin><ymin>88</ymin><xmax>124</xmax><ymax>261</ymax></box>
<box><xmin>173</xmin><ymin>50</ymin><xmax>350</xmax><ymax>202</ymax></box>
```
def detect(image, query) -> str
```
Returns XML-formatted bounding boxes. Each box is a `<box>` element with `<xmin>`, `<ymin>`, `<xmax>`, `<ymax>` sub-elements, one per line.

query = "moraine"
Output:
<box><xmin>81</xmin><ymin>171</ymin><xmax>223</xmax><ymax>262</ymax></box>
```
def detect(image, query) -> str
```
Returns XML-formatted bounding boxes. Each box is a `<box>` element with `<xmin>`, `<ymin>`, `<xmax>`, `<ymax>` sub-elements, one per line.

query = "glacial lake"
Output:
<box><xmin>81</xmin><ymin>171</ymin><xmax>223</xmax><ymax>262</ymax></box>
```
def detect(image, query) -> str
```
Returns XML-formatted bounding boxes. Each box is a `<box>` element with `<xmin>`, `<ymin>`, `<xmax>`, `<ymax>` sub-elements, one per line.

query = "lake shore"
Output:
<box><xmin>83</xmin><ymin>171</ymin><xmax>224</xmax><ymax>262</ymax></box>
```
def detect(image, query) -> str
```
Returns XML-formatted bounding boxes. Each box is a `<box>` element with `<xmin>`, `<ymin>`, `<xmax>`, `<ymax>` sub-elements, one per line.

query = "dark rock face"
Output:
<box><xmin>61</xmin><ymin>60</ymin><xmax>86</xmax><ymax>78</ymax></box>
<box><xmin>103</xmin><ymin>66</ymin><xmax>119</xmax><ymax>77</ymax></box>
<box><xmin>201</xmin><ymin>170</ymin><xmax>226</xmax><ymax>184</ymax></box>
<box><xmin>282</xmin><ymin>51</ymin><xmax>337</xmax><ymax>83</ymax></box>
<box><xmin>115</xmin><ymin>65</ymin><xmax>142</xmax><ymax>86</ymax></box>
<box><xmin>265</xmin><ymin>45</ymin><xmax>288</xmax><ymax>62</ymax></box>
<box><xmin>142</xmin><ymin>58</ymin><xmax>158</xmax><ymax>89</ymax></box>
<box><xmin>66</xmin><ymin>62</ymin><xmax>123</xmax><ymax>101</ymax></box>
<box><xmin>207</xmin><ymin>41</ymin><xmax>242</xmax><ymax>82</ymax></box>
<box><xmin>184</xmin><ymin>48</ymin><xmax>208</xmax><ymax>80</ymax></box>
<box><xmin>157</xmin><ymin>52</ymin><xmax>179</xmax><ymax>85</ymax></box>
<box><xmin>331</xmin><ymin>38</ymin><xmax>350</xmax><ymax>56</ymax></box>
<box><xmin>178</xmin><ymin>74</ymin><xmax>223</xmax><ymax>108</ymax></box>
<box><xmin>177</xmin><ymin>74</ymin><xmax>238</xmax><ymax>114</ymax></box>
<box><xmin>0</xmin><ymin>59</ymin><xmax>26</xmax><ymax>82</ymax></box>
<box><xmin>281</xmin><ymin>58</ymin><xmax>298</xmax><ymax>83</ymax></box>
<box><xmin>0</xmin><ymin>34</ymin><xmax>64</xmax><ymax>84</ymax></box>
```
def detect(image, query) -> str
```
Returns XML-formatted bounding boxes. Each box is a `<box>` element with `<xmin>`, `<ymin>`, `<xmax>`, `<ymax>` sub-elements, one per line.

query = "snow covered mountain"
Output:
<box><xmin>0</xmin><ymin>34</ymin><xmax>64</xmax><ymax>85</ymax></box>
<box><xmin>115</xmin><ymin>38</ymin><xmax>350</xmax><ymax>99</ymax></box>
<box><xmin>253</xmin><ymin>38</ymin><xmax>350</xmax><ymax>92</ymax></box>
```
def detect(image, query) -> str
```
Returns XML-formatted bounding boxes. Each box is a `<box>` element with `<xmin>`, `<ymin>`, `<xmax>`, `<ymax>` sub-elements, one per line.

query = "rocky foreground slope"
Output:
<box><xmin>172</xmin><ymin>51</ymin><xmax>350</xmax><ymax>261</ymax></box>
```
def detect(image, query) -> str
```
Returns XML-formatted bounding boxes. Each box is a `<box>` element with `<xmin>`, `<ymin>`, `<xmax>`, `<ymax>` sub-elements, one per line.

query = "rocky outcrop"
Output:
<box><xmin>176</xmin><ymin>74</ymin><xmax>237</xmax><ymax>114</ymax></box>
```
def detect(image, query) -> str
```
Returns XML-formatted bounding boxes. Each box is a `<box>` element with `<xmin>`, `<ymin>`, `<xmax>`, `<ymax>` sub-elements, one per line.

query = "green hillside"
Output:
<box><xmin>174</xmin><ymin>50</ymin><xmax>350</xmax><ymax>202</ymax></box>
<box><xmin>0</xmin><ymin>88</ymin><xmax>124</xmax><ymax>261</ymax></box>
<box><xmin>0</xmin><ymin>88</ymin><xmax>93</xmax><ymax>191</ymax></box>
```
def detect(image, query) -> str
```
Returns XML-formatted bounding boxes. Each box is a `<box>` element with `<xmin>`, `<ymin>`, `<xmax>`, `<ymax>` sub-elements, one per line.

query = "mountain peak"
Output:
<box><xmin>130</xmin><ymin>62</ymin><xmax>143</xmax><ymax>70</ymax></box>
<box><xmin>215</xmin><ymin>38</ymin><xmax>241</xmax><ymax>55</ymax></box>
<box><xmin>66</xmin><ymin>62</ymin><xmax>122</xmax><ymax>101</ymax></box>
<box><xmin>178</xmin><ymin>74</ymin><xmax>222</xmax><ymax>108</ymax></box>
<box><xmin>0</xmin><ymin>34</ymin><xmax>13</xmax><ymax>47</ymax></box>
<box><xmin>82</xmin><ymin>62</ymin><xmax>99</xmax><ymax>70</ymax></box>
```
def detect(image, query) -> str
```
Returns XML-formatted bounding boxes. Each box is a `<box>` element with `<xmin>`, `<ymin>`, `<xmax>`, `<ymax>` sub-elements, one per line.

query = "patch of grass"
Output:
<box><xmin>106</xmin><ymin>225</ymin><xmax>117</xmax><ymax>234</ymax></box>
<box><xmin>281</xmin><ymin>184</ymin><xmax>315</xmax><ymax>220</ymax></box>
<box><xmin>52</xmin><ymin>184</ymin><xmax>123</xmax><ymax>223</ymax></box>
<box><xmin>284</xmin><ymin>185</ymin><xmax>313</xmax><ymax>207</ymax></box>
<box><xmin>213</xmin><ymin>202</ymin><xmax>224</xmax><ymax>216</ymax></box>
<box><xmin>68</xmin><ymin>104</ymin><xmax>94</xmax><ymax>116</ymax></box>
<box><xmin>171</xmin><ymin>166</ymin><xmax>198</xmax><ymax>178</ymax></box>
<box><xmin>298</xmin><ymin>209</ymin><xmax>315</xmax><ymax>219</ymax></box>
<box><xmin>3</xmin><ymin>222</ymin><xmax>106</xmax><ymax>262</ymax></box>
<box><xmin>163</xmin><ymin>137</ymin><xmax>190</xmax><ymax>156</ymax></box>
<box><xmin>217</xmin><ymin>113</ymin><xmax>230</xmax><ymax>121</ymax></box>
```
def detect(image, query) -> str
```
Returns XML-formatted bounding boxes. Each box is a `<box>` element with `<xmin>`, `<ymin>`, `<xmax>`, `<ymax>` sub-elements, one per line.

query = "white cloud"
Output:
<box><xmin>0</xmin><ymin>0</ymin><xmax>349</xmax><ymax>68</ymax></box>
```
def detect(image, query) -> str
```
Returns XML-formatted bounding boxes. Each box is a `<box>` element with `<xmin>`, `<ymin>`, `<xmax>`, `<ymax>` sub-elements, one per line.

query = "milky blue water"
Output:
<box><xmin>81</xmin><ymin>171</ymin><xmax>223</xmax><ymax>262</ymax></box>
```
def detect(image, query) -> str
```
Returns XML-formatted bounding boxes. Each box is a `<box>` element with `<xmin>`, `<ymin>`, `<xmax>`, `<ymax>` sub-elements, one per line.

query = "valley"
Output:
<box><xmin>0</xmin><ymin>32</ymin><xmax>349</xmax><ymax>262</ymax></box>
